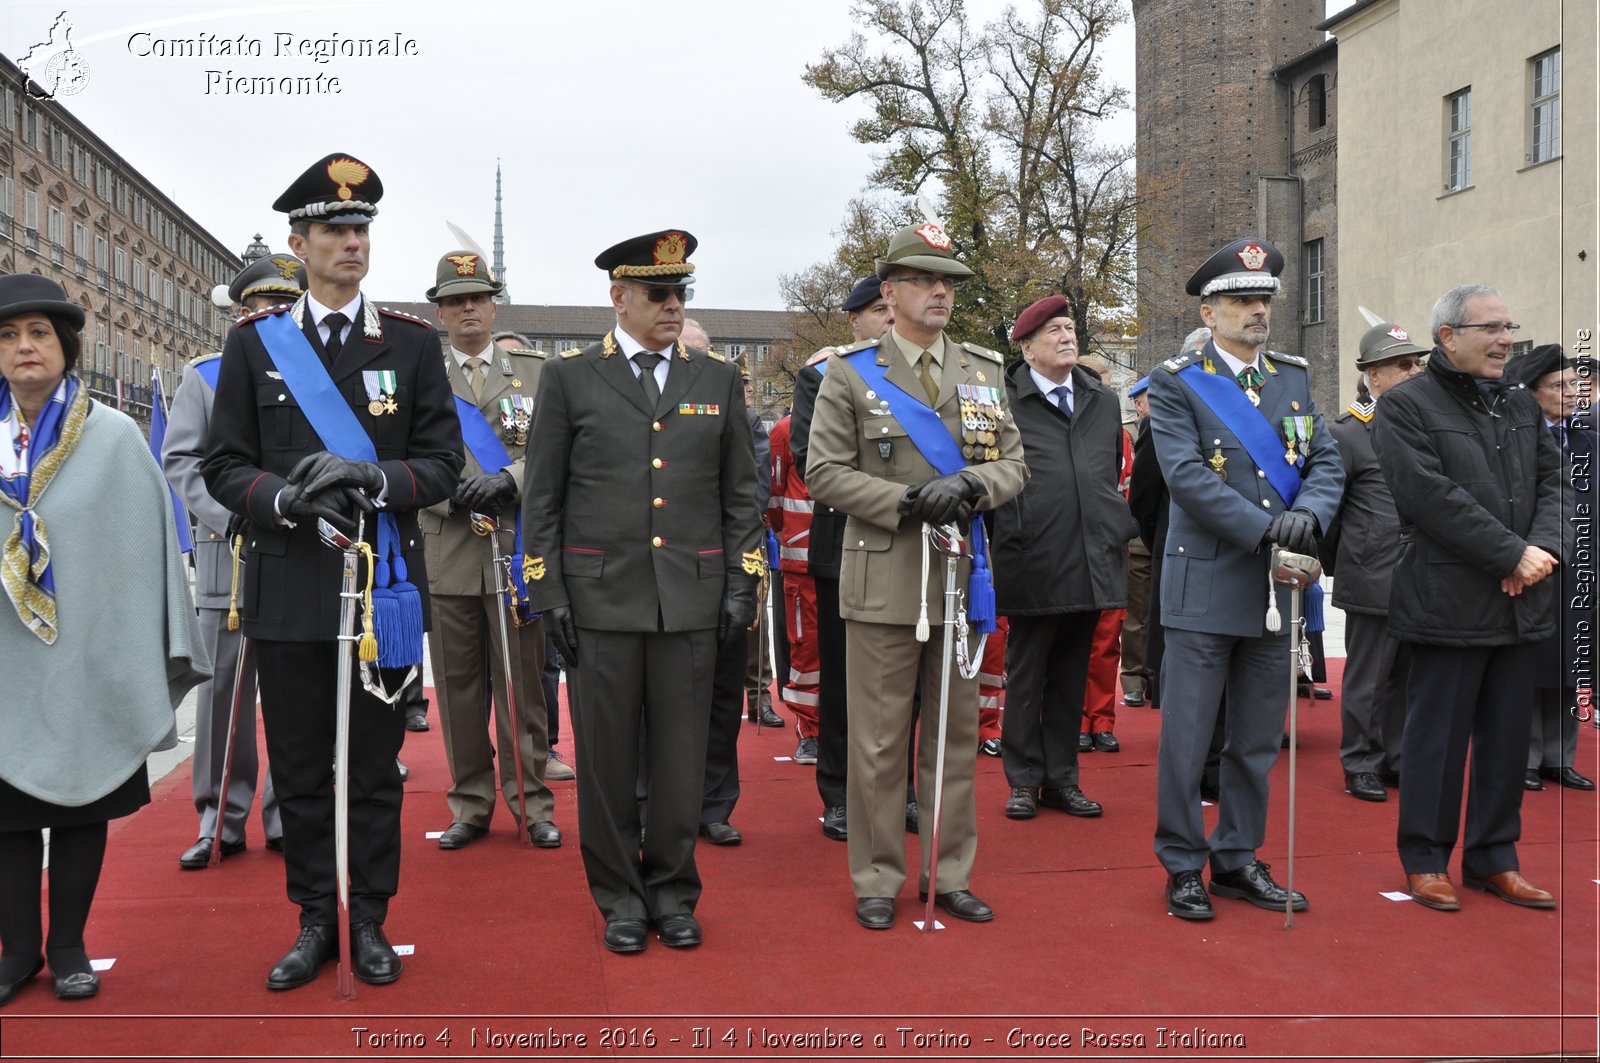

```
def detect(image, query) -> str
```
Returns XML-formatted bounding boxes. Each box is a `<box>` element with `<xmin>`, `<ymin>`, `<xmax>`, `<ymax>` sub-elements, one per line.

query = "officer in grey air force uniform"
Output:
<box><xmin>1147</xmin><ymin>239</ymin><xmax>1344</xmax><ymax>921</ymax></box>
<box><xmin>162</xmin><ymin>254</ymin><xmax>298</xmax><ymax>868</ymax></box>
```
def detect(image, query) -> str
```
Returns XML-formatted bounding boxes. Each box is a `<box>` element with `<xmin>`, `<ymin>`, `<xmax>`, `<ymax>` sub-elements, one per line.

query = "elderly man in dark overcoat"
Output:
<box><xmin>990</xmin><ymin>295</ymin><xmax>1137</xmax><ymax>821</ymax></box>
<box><xmin>1375</xmin><ymin>284</ymin><xmax>1566</xmax><ymax>913</ymax></box>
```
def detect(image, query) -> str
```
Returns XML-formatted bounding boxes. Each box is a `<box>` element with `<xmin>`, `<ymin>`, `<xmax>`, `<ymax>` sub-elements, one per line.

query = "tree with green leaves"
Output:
<box><xmin>798</xmin><ymin>0</ymin><xmax>1139</xmax><ymax>361</ymax></box>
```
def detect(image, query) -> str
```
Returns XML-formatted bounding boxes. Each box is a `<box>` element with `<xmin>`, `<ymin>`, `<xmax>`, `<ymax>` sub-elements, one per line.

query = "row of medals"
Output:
<box><xmin>960</xmin><ymin>394</ymin><xmax>1002</xmax><ymax>462</ymax></box>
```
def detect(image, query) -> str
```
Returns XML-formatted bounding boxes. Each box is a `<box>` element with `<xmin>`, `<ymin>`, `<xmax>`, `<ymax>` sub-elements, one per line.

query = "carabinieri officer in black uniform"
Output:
<box><xmin>202</xmin><ymin>154</ymin><xmax>462</xmax><ymax>990</ymax></box>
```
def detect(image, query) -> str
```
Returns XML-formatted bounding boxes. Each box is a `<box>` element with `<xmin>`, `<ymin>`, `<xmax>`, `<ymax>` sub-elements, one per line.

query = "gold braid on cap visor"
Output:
<box><xmin>611</xmin><ymin>262</ymin><xmax>697</xmax><ymax>279</ymax></box>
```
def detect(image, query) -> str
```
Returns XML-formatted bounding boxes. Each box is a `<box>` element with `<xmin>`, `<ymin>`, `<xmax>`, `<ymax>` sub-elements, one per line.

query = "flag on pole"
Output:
<box><xmin>148</xmin><ymin>368</ymin><xmax>194</xmax><ymax>554</ymax></box>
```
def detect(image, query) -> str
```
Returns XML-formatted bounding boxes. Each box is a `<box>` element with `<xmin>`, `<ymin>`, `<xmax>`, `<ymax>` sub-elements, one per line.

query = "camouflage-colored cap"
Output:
<box><xmin>875</xmin><ymin>221</ymin><xmax>974</xmax><ymax>280</ymax></box>
<box><xmin>426</xmin><ymin>249</ymin><xmax>503</xmax><ymax>303</ymax></box>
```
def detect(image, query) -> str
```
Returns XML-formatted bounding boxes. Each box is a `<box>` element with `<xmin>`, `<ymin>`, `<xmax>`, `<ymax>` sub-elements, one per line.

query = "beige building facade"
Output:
<box><xmin>1326</xmin><ymin>0</ymin><xmax>1596</xmax><ymax>400</ymax></box>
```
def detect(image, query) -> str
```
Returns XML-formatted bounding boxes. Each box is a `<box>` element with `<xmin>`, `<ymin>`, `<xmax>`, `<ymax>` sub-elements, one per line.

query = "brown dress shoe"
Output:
<box><xmin>1464</xmin><ymin>870</ymin><xmax>1556</xmax><ymax>909</ymax></box>
<box><xmin>1407</xmin><ymin>873</ymin><xmax>1461</xmax><ymax>911</ymax></box>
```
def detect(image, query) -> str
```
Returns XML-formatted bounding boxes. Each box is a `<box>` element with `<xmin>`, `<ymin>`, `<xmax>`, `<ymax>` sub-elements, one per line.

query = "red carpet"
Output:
<box><xmin>3</xmin><ymin>662</ymin><xmax>1597</xmax><ymax>1062</ymax></box>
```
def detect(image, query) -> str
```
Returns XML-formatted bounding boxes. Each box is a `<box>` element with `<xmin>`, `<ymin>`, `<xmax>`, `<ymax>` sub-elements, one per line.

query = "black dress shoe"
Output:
<box><xmin>1543</xmin><ymin>766</ymin><xmax>1596</xmax><ymax>791</ymax></box>
<box><xmin>53</xmin><ymin>971</ymin><xmax>99</xmax><ymax>1000</ymax></box>
<box><xmin>1298</xmin><ymin>682</ymin><xmax>1333</xmax><ymax>700</ymax></box>
<box><xmin>178</xmin><ymin>836</ymin><xmax>245</xmax><ymax>869</ymax></box>
<box><xmin>1039</xmin><ymin>785</ymin><xmax>1102</xmax><ymax>818</ymax></box>
<box><xmin>904</xmin><ymin>800</ymin><xmax>920</xmax><ymax>834</ymax></box>
<box><xmin>855</xmin><ymin>897</ymin><xmax>895</xmax><ymax>930</ymax></box>
<box><xmin>0</xmin><ymin>956</ymin><xmax>44</xmax><ymax>1006</ymax></box>
<box><xmin>1166</xmin><ymin>870</ymin><xmax>1214</xmax><ymax>920</ymax></box>
<box><xmin>917</xmin><ymin>889</ymin><xmax>994</xmax><ymax>922</ymax></box>
<box><xmin>438</xmin><ymin>822</ymin><xmax>487</xmax><ymax>850</ymax></box>
<box><xmin>265</xmin><ymin>836</ymin><xmax>284</xmax><ymax>852</ymax></box>
<box><xmin>821</xmin><ymin>805</ymin><xmax>848</xmax><ymax>840</ymax></box>
<box><xmin>529</xmin><ymin>821</ymin><xmax>563</xmax><ymax>848</ymax></box>
<box><xmin>266</xmin><ymin>925</ymin><xmax>336</xmax><ymax>990</ymax></box>
<box><xmin>1345</xmin><ymin>771</ymin><xmax>1387</xmax><ymax>802</ymax></box>
<box><xmin>1004</xmin><ymin>786</ymin><xmax>1038</xmax><ymax>819</ymax></box>
<box><xmin>755</xmin><ymin>706</ymin><xmax>784</xmax><ymax>728</ymax></box>
<box><xmin>1209</xmin><ymin>860</ymin><xmax>1308</xmax><ymax>912</ymax></box>
<box><xmin>1078</xmin><ymin>732</ymin><xmax>1093</xmax><ymax>752</ymax></box>
<box><xmin>1092</xmin><ymin>731</ymin><xmax>1120</xmax><ymax>753</ymax></box>
<box><xmin>350</xmin><ymin>920</ymin><xmax>402</xmax><ymax>984</ymax></box>
<box><xmin>396</xmin><ymin>758</ymin><xmax>409</xmax><ymax>782</ymax></box>
<box><xmin>979</xmin><ymin>737</ymin><xmax>1002</xmax><ymax>757</ymax></box>
<box><xmin>1122</xmin><ymin>690</ymin><xmax>1146</xmax><ymax>707</ymax></box>
<box><xmin>1524</xmin><ymin>769</ymin><xmax>1545</xmax><ymax>791</ymax></box>
<box><xmin>701</xmin><ymin>821</ymin><xmax>742</xmax><ymax>846</ymax></box>
<box><xmin>653</xmin><ymin>913</ymin><xmax>702</xmax><ymax>948</ymax></box>
<box><xmin>603</xmin><ymin>918</ymin><xmax>649</xmax><ymax>953</ymax></box>
<box><xmin>404</xmin><ymin>711</ymin><xmax>429</xmax><ymax>732</ymax></box>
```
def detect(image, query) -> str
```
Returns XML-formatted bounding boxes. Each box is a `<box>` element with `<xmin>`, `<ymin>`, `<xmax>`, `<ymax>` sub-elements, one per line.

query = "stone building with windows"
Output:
<box><xmin>1322</xmin><ymin>0</ymin><xmax>1595</xmax><ymax>399</ymax></box>
<box><xmin>0</xmin><ymin>53</ymin><xmax>239</xmax><ymax>425</ymax></box>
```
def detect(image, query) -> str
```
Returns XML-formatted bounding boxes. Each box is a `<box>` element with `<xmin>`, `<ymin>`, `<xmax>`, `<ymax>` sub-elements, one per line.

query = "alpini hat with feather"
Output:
<box><xmin>272</xmin><ymin>153</ymin><xmax>382</xmax><ymax>225</ymax></box>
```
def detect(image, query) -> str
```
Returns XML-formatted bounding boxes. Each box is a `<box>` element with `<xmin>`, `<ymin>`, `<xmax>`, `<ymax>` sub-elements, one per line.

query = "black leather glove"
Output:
<box><xmin>287</xmin><ymin>451</ymin><xmax>385</xmax><ymax>499</ymax></box>
<box><xmin>544</xmin><ymin>604</ymin><xmax>580</xmax><ymax>669</ymax></box>
<box><xmin>278</xmin><ymin>480</ymin><xmax>361</xmax><ymax>534</ymax></box>
<box><xmin>1265</xmin><ymin>509</ymin><xmax>1319</xmax><ymax>555</ymax></box>
<box><xmin>905</xmin><ymin>471</ymin><xmax>980</xmax><ymax>527</ymax></box>
<box><xmin>718</xmin><ymin>573</ymin><xmax>760</xmax><ymax>642</ymax></box>
<box><xmin>454</xmin><ymin>471</ymin><xmax>516</xmax><ymax>515</ymax></box>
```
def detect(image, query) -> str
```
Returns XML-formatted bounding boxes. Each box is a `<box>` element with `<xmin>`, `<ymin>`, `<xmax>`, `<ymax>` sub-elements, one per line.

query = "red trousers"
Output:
<box><xmin>977</xmin><ymin>616</ymin><xmax>1008</xmax><ymax>741</ymax></box>
<box><xmin>1082</xmin><ymin>608</ymin><xmax>1126</xmax><ymax>734</ymax></box>
<box><xmin>779</xmin><ymin>572</ymin><xmax>821</xmax><ymax>738</ymax></box>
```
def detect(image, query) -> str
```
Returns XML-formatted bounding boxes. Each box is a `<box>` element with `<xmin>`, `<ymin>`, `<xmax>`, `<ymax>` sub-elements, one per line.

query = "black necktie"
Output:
<box><xmin>635</xmin><ymin>350</ymin><xmax>663</xmax><ymax>406</ymax></box>
<box><xmin>323</xmin><ymin>312</ymin><xmax>348</xmax><ymax>366</ymax></box>
<box><xmin>1551</xmin><ymin>422</ymin><xmax>1566</xmax><ymax>450</ymax></box>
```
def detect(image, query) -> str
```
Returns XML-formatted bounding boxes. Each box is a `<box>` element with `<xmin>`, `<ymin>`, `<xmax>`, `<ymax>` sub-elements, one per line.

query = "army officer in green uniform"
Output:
<box><xmin>806</xmin><ymin>220</ymin><xmax>1028</xmax><ymax>931</ymax></box>
<box><xmin>519</xmin><ymin>230</ymin><xmax>762</xmax><ymax>954</ymax></box>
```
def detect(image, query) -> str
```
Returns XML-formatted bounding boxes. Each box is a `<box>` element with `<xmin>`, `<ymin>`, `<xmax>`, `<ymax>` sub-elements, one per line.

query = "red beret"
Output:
<box><xmin>1010</xmin><ymin>294</ymin><xmax>1071</xmax><ymax>343</ymax></box>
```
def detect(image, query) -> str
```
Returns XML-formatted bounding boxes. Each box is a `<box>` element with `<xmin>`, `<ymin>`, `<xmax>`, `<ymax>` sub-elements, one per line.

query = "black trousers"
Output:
<box><xmin>254</xmin><ymin>640</ymin><xmax>406</xmax><ymax>927</ymax></box>
<box><xmin>1397</xmin><ymin>642</ymin><xmax>1537</xmax><ymax>877</ymax></box>
<box><xmin>814</xmin><ymin>575</ymin><xmax>850</xmax><ymax>809</ymax></box>
<box><xmin>570</xmin><ymin>627</ymin><xmax>715</xmax><ymax>922</ymax></box>
<box><xmin>1001</xmin><ymin>611</ymin><xmax>1101</xmax><ymax>789</ymax></box>
<box><xmin>703</xmin><ymin>629</ymin><xmax>746</xmax><ymax>825</ymax></box>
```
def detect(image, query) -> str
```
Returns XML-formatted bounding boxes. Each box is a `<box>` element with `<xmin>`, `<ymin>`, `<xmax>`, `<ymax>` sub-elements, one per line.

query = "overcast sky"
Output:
<box><xmin>4</xmin><ymin>0</ymin><xmax>1142</xmax><ymax>309</ymax></box>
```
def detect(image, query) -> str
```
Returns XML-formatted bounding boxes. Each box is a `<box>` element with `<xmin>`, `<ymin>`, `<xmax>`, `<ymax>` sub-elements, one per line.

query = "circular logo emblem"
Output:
<box><xmin>41</xmin><ymin>50</ymin><xmax>90</xmax><ymax>97</ymax></box>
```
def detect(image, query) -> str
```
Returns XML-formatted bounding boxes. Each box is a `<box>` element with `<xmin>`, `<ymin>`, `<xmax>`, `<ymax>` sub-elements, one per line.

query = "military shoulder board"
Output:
<box><xmin>560</xmin><ymin>348</ymin><xmax>584</xmax><ymax>359</ymax></box>
<box><xmin>833</xmin><ymin>338</ymin><xmax>878</xmax><ymax>357</ymax></box>
<box><xmin>379</xmin><ymin>307</ymin><xmax>431</xmax><ymax>329</ymax></box>
<box><xmin>510</xmin><ymin>346</ymin><xmax>547</xmax><ymax>360</ymax></box>
<box><xmin>706</xmin><ymin>351</ymin><xmax>727</xmax><ymax>362</ymax></box>
<box><xmin>1266</xmin><ymin>350</ymin><xmax>1309</xmax><ymax>368</ymax></box>
<box><xmin>1158</xmin><ymin>351</ymin><xmax>1199</xmax><ymax>374</ymax></box>
<box><xmin>959</xmin><ymin>341</ymin><xmax>1004</xmax><ymax>364</ymax></box>
<box><xmin>1347</xmin><ymin>398</ymin><xmax>1376</xmax><ymax>423</ymax></box>
<box><xmin>238</xmin><ymin>304</ymin><xmax>292</xmax><ymax>326</ymax></box>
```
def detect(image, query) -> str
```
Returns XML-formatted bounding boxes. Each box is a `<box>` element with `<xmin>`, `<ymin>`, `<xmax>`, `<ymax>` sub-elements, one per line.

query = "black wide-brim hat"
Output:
<box><xmin>0</xmin><ymin>274</ymin><xmax>85</xmax><ymax>329</ymax></box>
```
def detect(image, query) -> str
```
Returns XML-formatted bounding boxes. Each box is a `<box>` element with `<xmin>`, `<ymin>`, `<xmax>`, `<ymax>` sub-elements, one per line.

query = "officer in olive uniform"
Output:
<box><xmin>1148</xmin><ymin>239</ymin><xmax>1344</xmax><ymax>921</ymax></box>
<box><xmin>519</xmin><ymin>230</ymin><xmax>762</xmax><ymax>954</ymax></box>
<box><xmin>202</xmin><ymin>154</ymin><xmax>463</xmax><ymax>989</ymax></box>
<box><xmin>163</xmin><ymin>254</ymin><xmax>301</xmax><ymax>869</ymax></box>
<box><xmin>420</xmin><ymin>251</ymin><xmax>560</xmax><ymax>851</ymax></box>
<box><xmin>806</xmin><ymin>221</ymin><xmax>1029</xmax><ymax>931</ymax></box>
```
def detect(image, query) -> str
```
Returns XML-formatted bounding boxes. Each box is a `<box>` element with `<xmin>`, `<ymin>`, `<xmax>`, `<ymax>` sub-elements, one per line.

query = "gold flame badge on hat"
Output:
<box><xmin>654</xmin><ymin>233</ymin><xmax>688</xmax><ymax>266</ymax></box>
<box><xmin>326</xmin><ymin>157</ymin><xmax>370</xmax><ymax>202</ymax></box>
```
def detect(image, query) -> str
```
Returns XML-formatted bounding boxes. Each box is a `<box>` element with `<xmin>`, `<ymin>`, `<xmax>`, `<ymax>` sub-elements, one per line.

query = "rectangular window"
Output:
<box><xmin>0</xmin><ymin>87</ymin><xmax>14</xmax><ymax>131</ymax></box>
<box><xmin>96</xmin><ymin>324</ymin><xmax>109</xmax><ymax>375</ymax></box>
<box><xmin>1445</xmin><ymin>88</ymin><xmax>1471</xmax><ymax>192</ymax></box>
<box><xmin>114</xmin><ymin>248</ymin><xmax>127</xmax><ymax>283</ymax></box>
<box><xmin>48</xmin><ymin>207</ymin><xmax>67</xmax><ymax>264</ymax></box>
<box><xmin>0</xmin><ymin>175</ymin><xmax>11</xmax><ymax>225</ymax></box>
<box><xmin>1303</xmin><ymin>239</ymin><xmax>1325</xmax><ymax>324</ymax></box>
<box><xmin>1530</xmin><ymin>48</ymin><xmax>1561</xmax><ymax>163</ymax></box>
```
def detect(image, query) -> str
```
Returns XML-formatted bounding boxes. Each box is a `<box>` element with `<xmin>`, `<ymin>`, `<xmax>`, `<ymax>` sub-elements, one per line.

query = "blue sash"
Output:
<box><xmin>1174</xmin><ymin>363</ymin><xmax>1302</xmax><ymax>508</ymax></box>
<box><xmin>453</xmin><ymin>395</ymin><xmax>533</xmax><ymax>621</ymax></box>
<box><xmin>255</xmin><ymin>310</ymin><xmax>423</xmax><ymax>667</ymax></box>
<box><xmin>840</xmin><ymin>347</ymin><xmax>997</xmax><ymax>633</ymax></box>
<box><xmin>195</xmin><ymin>357</ymin><xmax>221</xmax><ymax>390</ymax></box>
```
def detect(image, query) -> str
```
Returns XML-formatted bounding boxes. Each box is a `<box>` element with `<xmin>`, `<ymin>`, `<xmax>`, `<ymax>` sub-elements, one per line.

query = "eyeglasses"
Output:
<box><xmin>629</xmin><ymin>283</ymin><xmax>693</xmax><ymax>304</ymax></box>
<box><xmin>1449</xmin><ymin>321</ymin><xmax>1520</xmax><ymax>334</ymax></box>
<box><xmin>889</xmin><ymin>272</ymin><xmax>961</xmax><ymax>291</ymax></box>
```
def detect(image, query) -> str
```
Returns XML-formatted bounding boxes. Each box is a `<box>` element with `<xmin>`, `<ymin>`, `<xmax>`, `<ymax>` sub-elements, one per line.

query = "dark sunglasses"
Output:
<box><xmin>634</xmin><ymin>283</ymin><xmax>693</xmax><ymax>304</ymax></box>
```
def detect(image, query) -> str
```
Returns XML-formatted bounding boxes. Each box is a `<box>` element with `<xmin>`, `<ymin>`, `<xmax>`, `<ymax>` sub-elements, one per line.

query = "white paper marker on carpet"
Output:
<box><xmin>1380</xmin><ymin>891</ymin><xmax>1412</xmax><ymax>902</ymax></box>
<box><xmin>91</xmin><ymin>958</ymin><xmax>116</xmax><ymax>971</ymax></box>
<box><xmin>394</xmin><ymin>945</ymin><xmax>415</xmax><ymax>956</ymax></box>
<box><xmin>424</xmin><ymin>831</ymin><xmax>444</xmax><ymax>839</ymax></box>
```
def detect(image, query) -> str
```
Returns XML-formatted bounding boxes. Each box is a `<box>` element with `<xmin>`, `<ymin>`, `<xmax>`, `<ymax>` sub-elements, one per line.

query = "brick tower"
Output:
<box><xmin>1132</xmin><ymin>0</ymin><xmax>1325</xmax><ymax>372</ymax></box>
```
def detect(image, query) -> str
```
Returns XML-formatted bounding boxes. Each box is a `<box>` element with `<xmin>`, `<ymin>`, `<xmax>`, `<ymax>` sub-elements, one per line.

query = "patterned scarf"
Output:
<box><xmin>0</xmin><ymin>374</ymin><xmax>88</xmax><ymax>643</ymax></box>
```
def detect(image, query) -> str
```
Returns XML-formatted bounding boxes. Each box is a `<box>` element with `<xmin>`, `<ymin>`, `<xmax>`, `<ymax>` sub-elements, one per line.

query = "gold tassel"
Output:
<box><xmin>227</xmin><ymin>535</ymin><xmax>244</xmax><ymax>631</ymax></box>
<box><xmin>357</xmin><ymin>543</ymin><xmax>378</xmax><ymax>663</ymax></box>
